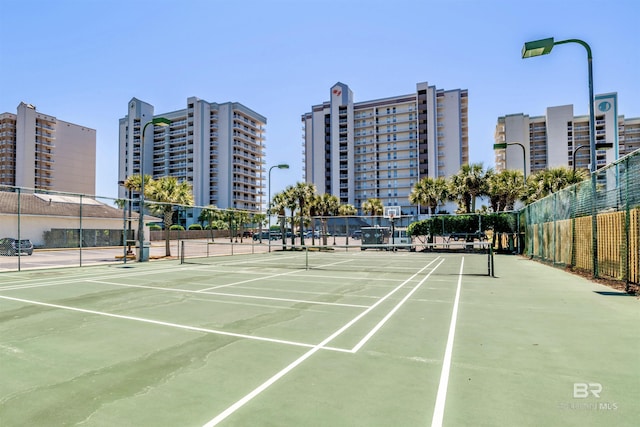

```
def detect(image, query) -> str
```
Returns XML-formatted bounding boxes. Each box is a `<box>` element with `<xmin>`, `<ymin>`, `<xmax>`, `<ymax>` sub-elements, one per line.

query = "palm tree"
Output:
<box><xmin>123</xmin><ymin>174</ymin><xmax>152</xmax><ymax>195</ymax></box>
<box><xmin>220</xmin><ymin>208</ymin><xmax>238</xmax><ymax>242</ymax></box>
<box><xmin>339</xmin><ymin>203</ymin><xmax>357</xmax><ymax>244</ymax></box>
<box><xmin>291</xmin><ymin>182</ymin><xmax>317</xmax><ymax>245</ymax></box>
<box><xmin>270</xmin><ymin>191</ymin><xmax>288</xmax><ymax>248</ymax></box>
<box><xmin>281</xmin><ymin>185</ymin><xmax>299</xmax><ymax>246</ymax></box>
<box><xmin>308</xmin><ymin>194</ymin><xmax>321</xmax><ymax>245</ymax></box>
<box><xmin>235</xmin><ymin>210</ymin><xmax>250</xmax><ymax>242</ymax></box>
<box><xmin>449</xmin><ymin>163</ymin><xmax>489</xmax><ymax>213</ymax></box>
<box><xmin>251</xmin><ymin>213</ymin><xmax>267</xmax><ymax>242</ymax></box>
<box><xmin>525</xmin><ymin>167</ymin><xmax>588</xmax><ymax>203</ymax></box>
<box><xmin>198</xmin><ymin>205</ymin><xmax>221</xmax><ymax>241</ymax></box>
<box><xmin>145</xmin><ymin>176</ymin><xmax>194</xmax><ymax>257</ymax></box>
<box><xmin>315</xmin><ymin>193</ymin><xmax>340</xmax><ymax>245</ymax></box>
<box><xmin>487</xmin><ymin>169</ymin><xmax>526</xmax><ymax>212</ymax></box>
<box><xmin>362</xmin><ymin>198</ymin><xmax>384</xmax><ymax>225</ymax></box>
<box><xmin>409</xmin><ymin>177</ymin><xmax>449</xmax><ymax>215</ymax></box>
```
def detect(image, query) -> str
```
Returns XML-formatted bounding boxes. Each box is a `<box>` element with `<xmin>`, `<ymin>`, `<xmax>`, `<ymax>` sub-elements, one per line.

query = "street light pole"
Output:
<box><xmin>267</xmin><ymin>164</ymin><xmax>289</xmax><ymax>253</ymax></box>
<box><xmin>137</xmin><ymin>117</ymin><xmax>171</xmax><ymax>261</ymax></box>
<box><xmin>493</xmin><ymin>142</ymin><xmax>527</xmax><ymax>180</ymax></box>
<box><xmin>572</xmin><ymin>145</ymin><xmax>590</xmax><ymax>172</ymax></box>
<box><xmin>573</xmin><ymin>143</ymin><xmax>614</xmax><ymax>172</ymax></box>
<box><xmin>522</xmin><ymin>37</ymin><xmax>598</xmax><ymax>277</ymax></box>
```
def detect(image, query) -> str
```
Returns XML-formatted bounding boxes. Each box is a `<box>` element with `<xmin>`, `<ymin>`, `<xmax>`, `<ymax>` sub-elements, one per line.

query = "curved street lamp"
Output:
<box><xmin>493</xmin><ymin>142</ymin><xmax>527</xmax><ymax>180</ymax></box>
<box><xmin>522</xmin><ymin>37</ymin><xmax>600</xmax><ymax>276</ymax></box>
<box><xmin>572</xmin><ymin>142</ymin><xmax>613</xmax><ymax>171</ymax></box>
<box><xmin>137</xmin><ymin>117</ymin><xmax>171</xmax><ymax>261</ymax></box>
<box><xmin>267</xmin><ymin>163</ymin><xmax>289</xmax><ymax>252</ymax></box>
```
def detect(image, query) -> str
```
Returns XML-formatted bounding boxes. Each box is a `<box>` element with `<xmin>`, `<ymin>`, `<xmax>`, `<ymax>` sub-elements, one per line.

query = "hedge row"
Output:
<box><xmin>407</xmin><ymin>213</ymin><xmax>519</xmax><ymax>237</ymax></box>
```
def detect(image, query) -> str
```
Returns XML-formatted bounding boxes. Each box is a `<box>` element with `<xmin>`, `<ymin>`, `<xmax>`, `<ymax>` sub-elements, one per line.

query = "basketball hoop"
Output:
<box><xmin>384</xmin><ymin>206</ymin><xmax>400</xmax><ymax>222</ymax></box>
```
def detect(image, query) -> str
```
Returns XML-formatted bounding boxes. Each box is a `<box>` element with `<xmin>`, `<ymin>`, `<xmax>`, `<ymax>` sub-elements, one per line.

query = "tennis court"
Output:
<box><xmin>0</xmin><ymin>249</ymin><xmax>637</xmax><ymax>426</ymax></box>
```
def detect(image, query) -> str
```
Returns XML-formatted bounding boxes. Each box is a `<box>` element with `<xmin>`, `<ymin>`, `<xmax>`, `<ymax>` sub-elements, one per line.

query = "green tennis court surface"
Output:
<box><xmin>0</xmin><ymin>251</ymin><xmax>637</xmax><ymax>426</ymax></box>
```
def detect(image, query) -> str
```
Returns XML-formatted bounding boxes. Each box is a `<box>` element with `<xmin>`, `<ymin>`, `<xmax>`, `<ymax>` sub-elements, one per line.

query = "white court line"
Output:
<box><xmin>87</xmin><ymin>279</ymin><xmax>369</xmax><ymax>308</ymax></box>
<box><xmin>0</xmin><ymin>294</ymin><xmax>351</xmax><ymax>352</ymax></box>
<box><xmin>195</xmin><ymin>258</ymin><xmax>354</xmax><ymax>292</ymax></box>
<box><xmin>431</xmin><ymin>257</ymin><xmax>465</xmax><ymax>427</ymax></box>
<box><xmin>0</xmin><ymin>264</ymin><xmax>215</xmax><ymax>291</ymax></box>
<box><xmin>202</xmin><ymin>257</ymin><xmax>442</xmax><ymax>427</ymax></box>
<box><xmin>349</xmin><ymin>257</ymin><xmax>445</xmax><ymax>353</ymax></box>
<box><xmin>196</xmin><ymin>268</ymin><xmax>305</xmax><ymax>292</ymax></box>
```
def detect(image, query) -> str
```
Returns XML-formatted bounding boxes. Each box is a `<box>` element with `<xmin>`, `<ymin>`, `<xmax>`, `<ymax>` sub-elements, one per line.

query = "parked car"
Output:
<box><xmin>253</xmin><ymin>231</ymin><xmax>270</xmax><ymax>241</ymax></box>
<box><xmin>0</xmin><ymin>238</ymin><xmax>34</xmax><ymax>256</ymax></box>
<box><xmin>350</xmin><ymin>230</ymin><xmax>362</xmax><ymax>240</ymax></box>
<box><xmin>450</xmin><ymin>231</ymin><xmax>487</xmax><ymax>242</ymax></box>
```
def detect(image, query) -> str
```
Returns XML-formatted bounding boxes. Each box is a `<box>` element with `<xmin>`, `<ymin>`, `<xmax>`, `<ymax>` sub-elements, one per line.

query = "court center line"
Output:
<box><xmin>349</xmin><ymin>257</ymin><xmax>445</xmax><ymax>353</ymax></box>
<box><xmin>0</xmin><ymin>294</ymin><xmax>351</xmax><ymax>352</ymax></box>
<box><xmin>202</xmin><ymin>257</ymin><xmax>442</xmax><ymax>427</ymax></box>
<box><xmin>431</xmin><ymin>257</ymin><xmax>465</xmax><ymax>427</ymax></box>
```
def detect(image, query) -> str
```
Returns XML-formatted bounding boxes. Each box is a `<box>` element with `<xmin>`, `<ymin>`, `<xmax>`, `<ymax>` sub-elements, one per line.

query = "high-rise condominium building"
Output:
<box><xmin>118</xmin><ymin>97</ymin><xmax>266</xmax><ymax>221</ymax></box>
<box><xmin>302</xmin><ymin>82</ymin><xmax>468</xmax><ymax>215</ymax></box>
<box><xmin>0</xmin><ymin>102</ymin><xmax>96</xmax><ymax>194</ymax></box>
<box><xmin>494</xmin><ymin>93</ymin><xmax>640</xmax><ymax>175</ymax></box>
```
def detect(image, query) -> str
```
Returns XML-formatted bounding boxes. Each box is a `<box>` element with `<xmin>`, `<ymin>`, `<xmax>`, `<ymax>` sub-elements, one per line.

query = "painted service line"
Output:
<box><xmin>349</xmin><ymin>257</ymin><xmax>445</xmax><ymax>353</ymax></box>
<box><xmin>196</xmin><ymin>268</ymin><xmax>307</xmax><ymax>292</ymax></box>
<box><xmin>202</xmin><ymin>257</ymin><xmax>442</xmax><ymax>427</ymax></box>
<box><xmin>87</xmin><ymin>279</ymin><xmax>369</xmax><ymax>308</ymax></box>
<box><xmin>195</xmin><ymin>258</ymin><xmax>354</xmax><ymax>293</ymax></box>
<box><xmin>431</xmin><ymin>257</ymin><xmax>465</xmax><ymax>427</ymax></box>
<box><xmin>0</xmin><ymin>263</ymin><xmax>215</xmax><ymax>291</ymax></box>
<box><xmin>0</xmin><ymin>294</ymin><xmax>349</xmax><ymax>352</ymax></box>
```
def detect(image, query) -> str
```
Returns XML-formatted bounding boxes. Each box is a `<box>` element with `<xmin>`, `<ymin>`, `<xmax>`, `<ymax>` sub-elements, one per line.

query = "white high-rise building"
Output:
<box><xmin>118</xmin><ymin>97</ymin><xmax>266</xmax><ymax>222</ymax></box>
<box><xmin>494</xmin><ymin>92</ymin><xmax>639</xmax><ymax>175</ymax></box>
<box><xmin>0</xmin><ymin>102</ymin><xmax>96</xmax><ymax>194</ymax></box>
<box><xmin>302</xmin><ymin>82</ymin><xmax>468</xmax><ymax>215</ymax></box>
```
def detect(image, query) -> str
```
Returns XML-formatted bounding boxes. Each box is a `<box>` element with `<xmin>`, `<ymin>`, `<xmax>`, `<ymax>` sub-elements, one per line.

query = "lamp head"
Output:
<box><xmin>493</xmin><ymin>143</ymin><xmax>507</xmax><ymax>150</ymax></box>
<box><xmin>522</xmin><ymin>37</ymin><xmax>555</xmax><ymax>58</ymax></box>
<box><xmin>277</xmin><ymin>164</ymin><xmax>289</xmax><ymax>169</ymax></box>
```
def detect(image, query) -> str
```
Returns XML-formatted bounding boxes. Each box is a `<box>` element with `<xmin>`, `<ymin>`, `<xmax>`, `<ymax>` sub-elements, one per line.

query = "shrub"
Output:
<box><xmin>169</xmin><ymin>225</ymin><xmax>185</xmax><ymax>231</ymax></box>
<box><xmin>188</xmin><ymin>224</ymin><xmax>203</xmax><ymax>230</ymax></box>
<box><xmin>149</xmin><ymin>224</ymin><xmax>162</xmax><ymax>231</ymax></box>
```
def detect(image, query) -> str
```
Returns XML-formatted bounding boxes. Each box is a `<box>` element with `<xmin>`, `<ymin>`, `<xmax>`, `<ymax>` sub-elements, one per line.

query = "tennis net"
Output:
<box><xmin>179</xmin><ymin>241</ymin><xmax>494</xmax><ymax>277</ymax></box>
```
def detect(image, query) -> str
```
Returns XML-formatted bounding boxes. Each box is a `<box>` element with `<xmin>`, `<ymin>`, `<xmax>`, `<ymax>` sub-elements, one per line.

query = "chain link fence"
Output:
<box><xmin>522</xmin><ymin>149</ymin><xmax>640</xmax><ymax>290</ymax></box>
<box><xmin>0</xmin><ymin>186</ymin><xmax>134</xmax><ymax>271</ymax></box>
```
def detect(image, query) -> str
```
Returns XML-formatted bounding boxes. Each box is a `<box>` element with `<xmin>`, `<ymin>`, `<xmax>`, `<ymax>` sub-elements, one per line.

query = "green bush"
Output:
<box><xmin>408</xmin><ymin>213</ymin><xmax>519</xmax><ymax>237</ymax></box>
<box><xmin>188</xmin><ymin>224</ymin><xmax>203</xmax><ymax>230</ymax></box>
<box><xmin>149</xmin><ymin>224</ymin><xmax>162</xmax><ymax>231</ymax></box>
<box><xmin>169</xmin><ymin>225</ymin><xmax>185</xmax><ymax>231</ymax></box>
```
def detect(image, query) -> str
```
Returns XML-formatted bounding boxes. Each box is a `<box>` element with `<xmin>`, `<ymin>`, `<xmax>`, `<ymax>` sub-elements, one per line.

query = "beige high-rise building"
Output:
<box><xmin>0</xmin><ymin>102</ymin><xmax>96</xmax><ymax>193</ymax></box>
<box><xmin>494</xmin><ymin>93</ymin><xmax>639</xmax><ymax>175</ymax></box>
<box><xmin>118</xmin><ymin>97</ymin><xmax>266</xmax><ymax>224</ymax></box>
<box><xmin>302</xmin><ymin>82</ymin><xmax>468</xmax><ymax>215</ymax></box>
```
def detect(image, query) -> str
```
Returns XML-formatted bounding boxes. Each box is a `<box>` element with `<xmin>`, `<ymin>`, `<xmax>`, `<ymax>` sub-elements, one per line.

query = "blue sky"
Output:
<box><xmin>1</xmin><ymin>0</ymin><xmax>638</xmax><ymax>200</ymax></box>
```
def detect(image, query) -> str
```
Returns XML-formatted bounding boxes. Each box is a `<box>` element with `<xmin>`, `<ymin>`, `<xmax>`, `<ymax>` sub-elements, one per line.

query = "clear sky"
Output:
<box><xmin>1</xmin><ymin>0</ymin><xmax>638</xmax><ymax>200</ymax></box>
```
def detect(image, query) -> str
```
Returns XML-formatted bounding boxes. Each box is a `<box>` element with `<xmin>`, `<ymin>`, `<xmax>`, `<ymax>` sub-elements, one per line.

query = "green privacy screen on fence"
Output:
<box><xmin>522</xmin><ymin>148</ymin><xmax>640</xmax><ymax>288</ymax></box>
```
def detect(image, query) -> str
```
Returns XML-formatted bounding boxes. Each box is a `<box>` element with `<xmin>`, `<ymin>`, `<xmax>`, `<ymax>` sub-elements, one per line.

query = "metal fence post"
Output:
<box><xmin>624</xmin><ymin>157</ymin><xmax>630</xmax><ymax>292</ymax></box>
